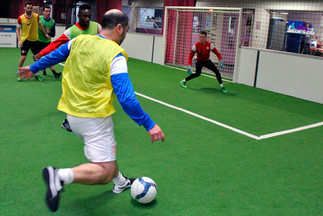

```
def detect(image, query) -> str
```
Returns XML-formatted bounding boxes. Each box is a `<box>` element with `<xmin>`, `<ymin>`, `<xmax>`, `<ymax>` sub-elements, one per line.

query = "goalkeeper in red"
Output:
<box><xmin>180</xmin><ymin>31</ymin><xmax>227</xmax><ymax>93</ymax></box>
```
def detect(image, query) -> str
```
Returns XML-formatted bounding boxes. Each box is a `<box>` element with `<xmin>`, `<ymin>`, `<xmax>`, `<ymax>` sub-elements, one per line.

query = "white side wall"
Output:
<box><xmin>121</xmin><ymin>32</ymin><xmax>164</xmax><ymax>65</ymax></box>
<box><xmin>54</xmin><ymin>25</ymin><xmax>66</xmax><ymax>41</ymax></box>
<box><xmin>257</xmin><ymin>51</ymin><xmax>323</xmax><ymax>104</ymax></box>
<box><xmin>235</xmin><ymin>47</ymin><xmax>323</xmax><ymax>104</ymax></box>
<box><xmin>234</xmin><ymin>48</ymin><xmax>258</xmax><ymax>87</ymax></box>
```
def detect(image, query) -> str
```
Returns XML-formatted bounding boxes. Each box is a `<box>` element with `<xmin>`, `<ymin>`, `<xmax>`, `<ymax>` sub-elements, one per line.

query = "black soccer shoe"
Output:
<box><xmin>53</xmin><ymin>71</ymin><xmax>62</xmax><ymax>79</ymax></box>
<box><xmin>42</xmin><ymin>166</ymin><xmax>63</xmax><ymax>212</ymax></box>
<box><xmin>62</xmin><ymin>119</ymin><xmax>72</xmax><ymax>132</ymax></box>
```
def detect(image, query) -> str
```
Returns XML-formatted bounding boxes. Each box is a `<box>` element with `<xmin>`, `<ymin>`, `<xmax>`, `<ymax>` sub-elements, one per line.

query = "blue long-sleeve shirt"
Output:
<box><xmin>30</xmin><ymin>36</ymin><xmax>155</xmax><ymax>131</ymax></box>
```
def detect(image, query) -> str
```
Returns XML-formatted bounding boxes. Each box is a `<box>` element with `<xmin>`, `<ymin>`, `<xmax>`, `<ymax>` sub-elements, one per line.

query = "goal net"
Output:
<box><xmin>164</xmin><ymin>7</ymin><xmax>252</xmax><ymax>79</ymax></box>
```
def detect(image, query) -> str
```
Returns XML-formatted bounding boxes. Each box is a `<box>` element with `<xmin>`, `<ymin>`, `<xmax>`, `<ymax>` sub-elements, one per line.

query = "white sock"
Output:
<box><xmin>220</xmin><ymin>83</ymin><xmax>224</xmax><ymax>87</ymax></box>
<box><xmin>58</xmin><ymin>168</ymin><xmax>74</xmax><ymax>185</ymax></box>
<box><xmin>183</xmin><ymin>79</ymin><xmax>186</xmax><ymax>82</ymax></box>
<box><xmin>113</xmin><ymin>172</ymin><xmax>126</xmax><ymax>185</ymax></box>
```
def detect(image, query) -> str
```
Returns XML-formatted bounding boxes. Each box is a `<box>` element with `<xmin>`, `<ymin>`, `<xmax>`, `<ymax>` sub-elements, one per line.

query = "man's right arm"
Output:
<box><xmin>188</xmin><ymin>45</ymin><xmax>196</xmax><ymax>66</ymax></box>
<box><xmin>37</xmin><ymin>29</ymin><xmax>71</xmax><ymax>57</ymax></box>
<box><xmin>31</xmin><ymin>40</ymin><xmax>72</xmax><ymax>72</ymax></box>
<box><xmin>16</xmin><ymin>17</ymin><xmax>22</xmax><ymax>47</ymax></box>
<box><xmin>16</xmin><ymin>27</ymin><xmax>22</xmax><ymax>47</ymax></box>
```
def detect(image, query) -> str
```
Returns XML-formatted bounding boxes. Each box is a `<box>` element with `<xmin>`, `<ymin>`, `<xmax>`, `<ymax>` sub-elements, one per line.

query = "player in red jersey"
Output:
<box><xmin>180</xmin><ymin>31</ymin><xmax>227</xmax><ymax>93</ymax></box>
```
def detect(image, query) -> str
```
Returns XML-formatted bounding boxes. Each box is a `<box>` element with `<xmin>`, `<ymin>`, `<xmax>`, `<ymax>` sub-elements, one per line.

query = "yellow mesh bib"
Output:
<box><xmin>20</xmin><ymin>13</ymin><xmax>39</xmax><ymax>42</ymax></box>
<box><xmin>57</xmin><ymin>35</ymin><xmax>128</xmax><ymax>117</ymax></box>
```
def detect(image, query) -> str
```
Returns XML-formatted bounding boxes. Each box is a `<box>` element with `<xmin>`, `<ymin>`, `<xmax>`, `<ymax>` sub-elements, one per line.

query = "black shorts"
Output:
<box><xmin>38</xmin><ymin>41</ymin><xmax>50</xmax><ymax>50</ymax></box>
<box><xmin>21</xmin><ymin>40</ymin><xmax>42</xmax><ymax>56</ymax></box>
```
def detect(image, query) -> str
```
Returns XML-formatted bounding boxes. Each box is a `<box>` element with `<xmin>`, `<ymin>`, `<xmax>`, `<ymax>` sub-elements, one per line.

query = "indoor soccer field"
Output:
<box><xmin>1</xmin><ymin>47</ymin><xmax>322</xmax><ymax>216</ymax></box>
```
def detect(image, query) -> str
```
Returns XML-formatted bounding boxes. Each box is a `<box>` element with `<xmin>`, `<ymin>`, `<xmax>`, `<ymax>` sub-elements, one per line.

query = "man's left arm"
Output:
<box><xmin>211</xmin><ymin>46</ymin><xmax>225</xmax><ymax>68</ymax></box>
<box><xmin>38</xmin><ymin>22</ymin><xmax>50</xmax><ymax>39</ymax></box>
<box><xmin>111</xmin><ymin>55</ymin><xmax>164</xmax><ymax>143</ymax></box>
<box><xmin>211</xmin><ymin>46</ymin><xmax>222</xmax><ymax>60</ymax></box>
<box><xmin>110</xmin><ymin>55</ymin><xmax>155</xmax><ymax>131</ymax></box>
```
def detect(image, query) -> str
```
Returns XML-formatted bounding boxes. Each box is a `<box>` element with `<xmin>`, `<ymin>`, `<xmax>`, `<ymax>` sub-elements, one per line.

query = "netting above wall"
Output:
<box><xmin>196</xmin><ymin>0</ymin><xmax>323</xmax><ymax>56</ymax></box>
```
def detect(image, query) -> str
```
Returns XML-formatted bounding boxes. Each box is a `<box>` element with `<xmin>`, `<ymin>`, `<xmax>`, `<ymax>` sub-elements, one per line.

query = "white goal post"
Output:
<box><xmin>163</xmin><ymin>6</ymin><xmax>251</xmax><ymax>79</ymax></box>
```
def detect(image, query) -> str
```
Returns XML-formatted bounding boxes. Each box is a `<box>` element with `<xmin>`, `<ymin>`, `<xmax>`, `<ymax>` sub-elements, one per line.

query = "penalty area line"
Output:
<box><xmin>135</xmin><ymin>92</ymin><xmax>323</xmax><ymax>140</ymax></box>
<box><xmin>258</xmin><ymin>121</ymin><xmax>323</xmax><ymax>140</ymax></box>
<box><xmin>135</xmin><ymin>92</ymin><xmax>259</xmax><ymax>140</ymax></box>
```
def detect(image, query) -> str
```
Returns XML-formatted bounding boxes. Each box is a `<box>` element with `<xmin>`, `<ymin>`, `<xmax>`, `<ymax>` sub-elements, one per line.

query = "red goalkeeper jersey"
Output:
<box><xmin>188</xmin><ymin>41</ymin><xmax>222</xmax><ymax>65</ymax></box>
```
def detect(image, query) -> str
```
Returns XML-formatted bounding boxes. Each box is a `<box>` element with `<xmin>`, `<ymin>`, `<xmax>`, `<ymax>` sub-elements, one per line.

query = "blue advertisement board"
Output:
<box><xmin>0</xmin><ymin>25</ymin><xmax>17</xmax><ymax>47</ymax></box>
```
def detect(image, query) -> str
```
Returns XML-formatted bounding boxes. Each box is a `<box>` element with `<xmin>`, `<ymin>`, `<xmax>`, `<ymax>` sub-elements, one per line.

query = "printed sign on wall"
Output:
<box><xmin>0</xmin><ymin>25</ymin><xmax>17</xmax><ymax>47</ymax></box>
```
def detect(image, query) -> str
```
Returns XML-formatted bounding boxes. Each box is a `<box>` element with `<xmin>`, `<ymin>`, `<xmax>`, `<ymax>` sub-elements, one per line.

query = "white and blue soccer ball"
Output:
<box><xmin>131</xmin><ymin>177</ymin><xmax>157</xmax><ymax>204</ymax></box>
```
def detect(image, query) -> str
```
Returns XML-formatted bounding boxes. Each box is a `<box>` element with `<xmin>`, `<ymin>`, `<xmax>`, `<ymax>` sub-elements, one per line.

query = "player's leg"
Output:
<box><xmin>180</xmin><ymin>60</ymin><xmax>203</xmax><ymax>88</ymax></box>
<box><xmin>17</xmin><ymin>41</ymin><xmax>29</xmax><ymax>81</ymax></box>
<box><xmin>67</xmin><ymin>115</ymin><xmax>133</xmax><ymax>187</ymax></box>
<box><xmin>42</xmin><ymin>115</ymin><xmax>133</xmax><ymax>212</ymax></box>
<box><xmin>30</xmin><ymin>41</ymin><xmax>43</xmax><ymax>81</ymax></box>
<box><xmin>205</xmin><ymin>60</ymin><xmax>227</xmax><ymax>93</ymax></box>
<box><xmin>69</xmin><ymin>161</ymin><xmax>118</xmax><ymax>184</ymax></box>
<box><xmin>18</xmin><ymin>52</ymin><xmax>27</xmax><ymax>67</ymax></box>
<box><xmin>49</xmin><ymin>66</ymin><xmax>62</xmax><ymax>79</ymax></box>
<box><xmin>38</xmin><ymin>42</ymin><xmax>62</xmax><ymax>79</ymax></box>
<box><xmin>36</xmin><ymin>42</ymin><xmax>47</xmax><ymax>75</ymax></box>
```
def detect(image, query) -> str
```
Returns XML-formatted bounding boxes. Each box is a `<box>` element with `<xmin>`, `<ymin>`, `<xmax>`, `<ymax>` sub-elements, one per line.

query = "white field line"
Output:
<box><xmin>58</xmin><ymin>62</ymin><xmax>322</xmax><ymax>140</ymax></box>
<box><xmin>136</xmin><ymin>92</ymin><xmax>259</xmax><ymax>140</ymax></box>
<box><xmin>136</xmin><ymin>92</ymin><xmax>323</xmax><ymax>140</ymax></box>
<box><xmin>258</xmin><ymin>121</ymin><xmax>323</xmax><ymax>140</ymax></box>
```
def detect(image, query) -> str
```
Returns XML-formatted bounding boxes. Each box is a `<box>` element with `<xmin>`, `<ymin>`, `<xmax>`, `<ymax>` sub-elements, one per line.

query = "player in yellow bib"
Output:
<box><xmin>16</xmin><ymin>1</ymin><xmax>49</xmax><ymax>82</ymax></box>
<box><xmin>18</xmin><ymin>9</ymin><xmax>165</xmax><ymax>212</ymax></box>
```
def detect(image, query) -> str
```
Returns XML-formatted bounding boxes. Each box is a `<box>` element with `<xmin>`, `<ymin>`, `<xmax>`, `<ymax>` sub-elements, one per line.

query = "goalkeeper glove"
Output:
<box><xmin>219</xmin><ymin>60</ymin><xmax>225</xmax><ymax>69</ymax></box>
<box><xmin>187</xmin><ymin>65</ymin><xmax>192</xmax><ymax>74</ymax></box>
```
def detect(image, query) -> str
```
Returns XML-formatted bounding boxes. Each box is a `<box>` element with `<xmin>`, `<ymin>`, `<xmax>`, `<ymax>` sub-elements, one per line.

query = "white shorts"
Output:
<box><xmin>67</xmin><ymin>114</ymin><xmax>116</xmax><ymax>163</ymax></box>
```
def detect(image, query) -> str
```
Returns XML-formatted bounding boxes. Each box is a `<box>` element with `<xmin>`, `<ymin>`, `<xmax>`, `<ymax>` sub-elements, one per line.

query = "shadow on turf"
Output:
<box><xmin>188</xmin><ymin>87</ymin><xmax>236</xmax><ymax>96</ymax></box>
<box><xmin>131</xmin><ymin>198</ymin><xmax>157</xmax><ymax>208</ymax></box>
<box><xmin>67</xmin><ymin>190</ymin><xmax>116</xmax><ymax>214</ymax></box>
<box><xmin>67</xmin><ymin>189</ymin><xmax>157</xmax><ymax>214</ymax></box>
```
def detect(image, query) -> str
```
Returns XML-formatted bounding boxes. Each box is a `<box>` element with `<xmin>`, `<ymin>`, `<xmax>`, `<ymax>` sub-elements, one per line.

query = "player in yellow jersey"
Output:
<box><xmin>16</xmin><ymin>1</ymin><xmax>49</xmax><ymax>82</ymax></box>
<box><xmin>18</xmin><ymin>9</ymin><xmax>165</xmax><ymax>212</ymax></box>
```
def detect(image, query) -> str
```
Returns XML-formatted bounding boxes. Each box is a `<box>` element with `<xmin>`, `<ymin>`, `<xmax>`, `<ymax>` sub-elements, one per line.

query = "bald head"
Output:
<box><xmin>102</xmin><ymin>9</ymin><xmax>129</xmax><ymax>30</ymax></box>
<box><xmin>104</xmin><ymin>9</ymin><xmax>122</xmax><ymax>16</ymax></box>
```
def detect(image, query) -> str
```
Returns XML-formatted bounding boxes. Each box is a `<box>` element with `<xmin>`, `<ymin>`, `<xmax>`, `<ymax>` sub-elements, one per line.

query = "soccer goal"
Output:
<box><xmin>163</xmin><ymin>7</ymin><xmax>253</xmax><ymax>79</ymax></box>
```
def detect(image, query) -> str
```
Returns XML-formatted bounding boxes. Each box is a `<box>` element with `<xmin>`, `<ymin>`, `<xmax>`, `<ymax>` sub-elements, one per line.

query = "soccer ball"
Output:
<box><xmin>131</xmin><ymin>177</ymin><xmax>157</xmax><ymax>204</ymax></box>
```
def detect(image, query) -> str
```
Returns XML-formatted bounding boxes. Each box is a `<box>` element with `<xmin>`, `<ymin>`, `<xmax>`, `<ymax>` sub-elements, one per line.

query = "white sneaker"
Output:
<box><xmin>113</xmin><ymin>177</ymin><xmax>135</xmax><ymax>194</ymax></box>
<box><xmin>42</xmin><ymin>166</ymin><xmax>63</xmax><ymax>212</ymax></box>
